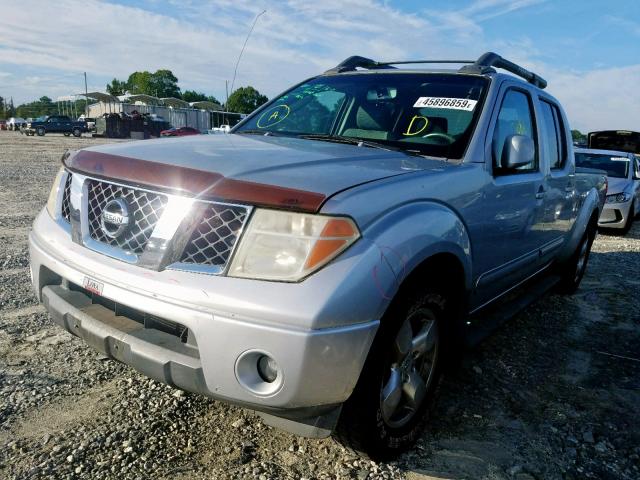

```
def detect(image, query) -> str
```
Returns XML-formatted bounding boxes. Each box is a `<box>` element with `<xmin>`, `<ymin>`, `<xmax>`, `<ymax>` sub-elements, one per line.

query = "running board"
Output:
<box><xmin>463</xmin><ymin>273</ymin><xmax>561</xmax><ymax>347</ymax></box>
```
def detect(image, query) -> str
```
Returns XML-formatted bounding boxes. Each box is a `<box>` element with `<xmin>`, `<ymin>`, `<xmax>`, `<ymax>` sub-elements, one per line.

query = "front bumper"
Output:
<box><xmin>598</xmin><ymin>199</ymin><xmax>633</xmax><ymax>228</ymax></box>
<box><xmin>29</xmin><ymin>209</ymin><xmax>391</xmax><ymax>432</ymax></box>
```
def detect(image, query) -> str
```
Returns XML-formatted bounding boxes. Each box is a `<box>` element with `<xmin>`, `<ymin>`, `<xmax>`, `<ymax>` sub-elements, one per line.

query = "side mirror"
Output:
<box><xmin>501</xmin><ymin>134</ymin><xmax>535</xmax><ymax>169</ymax></box>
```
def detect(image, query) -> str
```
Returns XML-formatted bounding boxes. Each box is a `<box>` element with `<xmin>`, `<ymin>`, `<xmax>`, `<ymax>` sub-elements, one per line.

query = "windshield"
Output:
<box><xmin>575</xmin><ymin>152</ymin><xmax>630</xmax><ymax>178</ymax></box>
<box><xmin>235</xmin><ymin>73</ymin><xmax>488</xmax><ymax>159</ymax></box>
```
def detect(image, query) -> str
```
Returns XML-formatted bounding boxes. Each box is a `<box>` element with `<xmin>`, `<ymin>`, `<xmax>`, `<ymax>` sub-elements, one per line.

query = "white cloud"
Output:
<box><xmin>549</xmin><ymin>64</ymin><xmax>640</xmax><ymax>132</ymax></box>
<box><xmin>605</xmin><ymin>15</ymin><xmax>640</xmax><ymax>36</ymax></box>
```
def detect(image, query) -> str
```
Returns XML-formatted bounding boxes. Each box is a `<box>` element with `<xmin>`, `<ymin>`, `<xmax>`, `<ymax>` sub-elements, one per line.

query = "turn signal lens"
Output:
<box><xmin>228</xmin><ymin>209</ymin><xmax>360</xmax><ymax>281</ymax></box>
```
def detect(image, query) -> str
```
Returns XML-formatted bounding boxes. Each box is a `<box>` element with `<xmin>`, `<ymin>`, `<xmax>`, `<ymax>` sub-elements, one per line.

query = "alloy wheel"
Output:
<box><xmin>380</xmin><ymin>307</ymin><xmax>439</xmax><ymax>428</ymax></box>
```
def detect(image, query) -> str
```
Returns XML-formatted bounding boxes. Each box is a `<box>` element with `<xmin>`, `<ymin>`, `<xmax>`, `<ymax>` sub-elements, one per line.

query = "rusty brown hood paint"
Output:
<box><xmin>62</xmin><ymin>134</ymin><xmax>434</xmax><ymax>212</ymax></box>
<box><xmin>63</xmin><ymin>149</ymin><xmax>328</xmax><ymax>212</ymax></box>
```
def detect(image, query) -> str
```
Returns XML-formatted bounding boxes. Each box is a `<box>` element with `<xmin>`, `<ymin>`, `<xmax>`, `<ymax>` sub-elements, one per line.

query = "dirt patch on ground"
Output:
<box><xmin>0</xmin><ymin>131</ymin><xmax>638</xmax><ymax>479</ymax></box>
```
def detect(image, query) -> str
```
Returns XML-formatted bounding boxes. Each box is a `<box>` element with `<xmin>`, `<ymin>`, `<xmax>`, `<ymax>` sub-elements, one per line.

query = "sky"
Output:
<box><xmin>0</xmin><ymin>0</ymin><xmax>638</xmax><ymax>132</ymax></box>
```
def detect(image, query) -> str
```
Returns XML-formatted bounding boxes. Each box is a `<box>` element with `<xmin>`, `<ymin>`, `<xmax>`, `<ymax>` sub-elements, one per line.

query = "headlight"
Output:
<box><xmin>228</xmin><ymin>209</ymin><xmax>360</xmax><ymax>281</ymax></box>
<box><xmin>46</xmin><ymin>167</ymin><xmax>66</xmax><ymax>218</ymax></box>
<box><xmin>606</xmin><ymin>192</ymin><xmax>631</xmax><ymax>204</ymax></box>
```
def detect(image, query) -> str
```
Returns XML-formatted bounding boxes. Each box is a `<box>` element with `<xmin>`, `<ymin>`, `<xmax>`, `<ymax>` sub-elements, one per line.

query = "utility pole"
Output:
<box><xmin>84</xmin><ymin>72</ymin><xmax>89</xmax><ymax>116</ymax></box>
<box><xmin>229</xmin><ymin>9</ymin><xmax>266</xmax><ymax>97</ymax></box>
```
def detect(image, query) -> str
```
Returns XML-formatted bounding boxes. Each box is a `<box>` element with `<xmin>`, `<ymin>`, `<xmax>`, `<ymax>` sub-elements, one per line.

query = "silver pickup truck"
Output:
<box><xmin>29</xmin><ymin>52</ymin><xmax>606</xmax><ymax>459</ymax></box>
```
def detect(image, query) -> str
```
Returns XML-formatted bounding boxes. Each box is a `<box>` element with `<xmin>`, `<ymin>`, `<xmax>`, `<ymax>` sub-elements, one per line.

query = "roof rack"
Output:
<box><xmin>459</xmin><ymin>52</ymin><xmax>547</xmax><ymax>89</ymax></box>
<box><xmin>325</xmin><ymin>51</ymin><xmax>547</xmax><ymax>89</ymax></box>
<box><xmin>324</xmin><ymin>56</ymin><xmax>393</xmax><ymax>74</ymax></box>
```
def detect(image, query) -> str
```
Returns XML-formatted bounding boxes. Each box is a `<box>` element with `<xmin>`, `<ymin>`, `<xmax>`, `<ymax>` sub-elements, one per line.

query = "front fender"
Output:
<box><xmin>362</xmin><ymin>201</ymin><xmax>473</xmax><ymax>302</ymax></box>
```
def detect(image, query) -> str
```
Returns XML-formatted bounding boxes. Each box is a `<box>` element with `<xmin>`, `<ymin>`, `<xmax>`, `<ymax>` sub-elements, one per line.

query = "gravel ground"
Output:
<box><xmin>0</xmin><ymin>131</ymin><xmax>638</xmax><ymax>480</ymax></box>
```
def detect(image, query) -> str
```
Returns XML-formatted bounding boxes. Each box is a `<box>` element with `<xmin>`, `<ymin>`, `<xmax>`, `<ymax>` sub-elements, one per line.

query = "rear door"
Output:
<box><xmin>537</xmin><ymin>98</ymin><xmax>577</xmax><ymax>262</ymax></box>
<box><xmin>60</xmin><ymin>116</ymin><xmax>72</xmax><ymax>132</ymax></box>
<box><xmin>474</xmin><ymin>84</ymin><xmax>548</xmax><ymax>305</ymax></box>
<box><xmin>46</xmin><ymin>116</ymin><xmax>59</xmax><ymax>131</ymax></box>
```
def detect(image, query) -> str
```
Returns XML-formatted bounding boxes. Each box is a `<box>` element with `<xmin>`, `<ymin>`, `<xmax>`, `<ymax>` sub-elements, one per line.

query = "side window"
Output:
<box><xmin>492</xmin><ymin>89</ymin><xmax>537</xmax><ymax>173</ymax></box>
<box><xmin>551</xmin><ymin>103</ymin><xmax>568</xmax><ymax>169</ymax></box>
<box><xmin>540</xmin><ymin>101</ymin><xmax>560</xmax><ymax>169</ymax></box>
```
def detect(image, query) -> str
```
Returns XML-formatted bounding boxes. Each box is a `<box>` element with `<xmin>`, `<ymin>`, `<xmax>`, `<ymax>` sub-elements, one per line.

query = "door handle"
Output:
<box><xmin>535</xmin><ymin>186</ymin><xmax>546</xmax><ymax>199</ymax></box>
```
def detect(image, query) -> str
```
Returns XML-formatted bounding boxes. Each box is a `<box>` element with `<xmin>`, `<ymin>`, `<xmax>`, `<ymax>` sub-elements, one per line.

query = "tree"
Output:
<box><xmin>182</xmin><ymin>90</ymin><xmax>220</xmax><ymax>104</ymax></box>
<box><xmin>7</xmin><ymin>97</ymin><xmax>16</xmax><ymax>117</ymax></box>
<box><xmin>150</xmin><ymin>69</ymin><xmax>181</xmax><ymax>98</ymax></box>
<box><xmin>571</xmin><ymin>129</ymin><xmax>587</xmax><ymax>144</ymax></box>
<box><xmin>106</xmin><ymin>78</ymin><xmax>128</xmax><ymax>96</ymax></box>
<box><xmin>126</xmin><ymin>71</ymin><xmax>154</xmax><ymax>95</ymax></box>
<box><xmin>226</xmin><ymin>86</ymin><xmax>268</xmax><ymax>114</ymax></box>
<box><xmin>15</xmin><ymin>96</ymin><xmax>57</xmax><ymax>118</ymax></box>
<box><xmin>122</xmin><ymin>69</ymin><xmax>181</xmax><ymax>98</ymax></box>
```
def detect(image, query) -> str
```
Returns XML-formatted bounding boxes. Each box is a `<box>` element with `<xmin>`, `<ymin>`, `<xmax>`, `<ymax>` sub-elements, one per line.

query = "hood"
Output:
<box><xmin>65</xmin><ymin>134</ymin><xmax>448</xmax><ymax>212</ymax></box>
<box><xmin>606</xmin><ymin>177</ymin><xmax>631</xmax><ymax>195</ymax></box>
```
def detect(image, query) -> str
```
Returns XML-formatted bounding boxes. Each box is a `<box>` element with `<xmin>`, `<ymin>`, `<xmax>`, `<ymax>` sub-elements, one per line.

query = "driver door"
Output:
<box><xmin>473</xmin><ymin>86</ymin><xmax>548</xmax><ymax>306</ymax></box>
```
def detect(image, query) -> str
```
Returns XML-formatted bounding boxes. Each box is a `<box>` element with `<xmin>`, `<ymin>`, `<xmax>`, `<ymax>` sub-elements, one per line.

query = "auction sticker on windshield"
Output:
<box><xmin>414</xmin><ymin>97</ymin><xmax>477</xmax><ymax>111</ymax></box>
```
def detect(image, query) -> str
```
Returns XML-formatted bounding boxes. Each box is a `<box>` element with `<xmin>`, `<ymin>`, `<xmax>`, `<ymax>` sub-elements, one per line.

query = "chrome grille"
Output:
<box><xmin>87</xmin><ymin>180</ymin><xmax>168</xmax><ymax>254</ymax></box>
<box><xmin>61</xmin><ymin>172</ymin><xmax>73</xmax><ymax>222</ymax></box>
<box><xmin>180</xmin><ymin>203</ymin><xmax>249</xmax><ymax>266</ymax></box>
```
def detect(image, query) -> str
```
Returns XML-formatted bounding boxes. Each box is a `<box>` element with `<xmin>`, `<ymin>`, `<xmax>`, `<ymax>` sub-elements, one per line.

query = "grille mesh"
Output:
<box><xmin>61</xmin><ymin>172</ymin><xmax>73</xmax><ymax>222</ymax></box>
<box><xmin>180</xmin><ymin>203</ymin><xmax>249</xmax><ymax>266</ymax></box>
<box><xmin>87</xmin><ymin>180</ymin><xmax>168</xmax><ymax>254</ymax></box>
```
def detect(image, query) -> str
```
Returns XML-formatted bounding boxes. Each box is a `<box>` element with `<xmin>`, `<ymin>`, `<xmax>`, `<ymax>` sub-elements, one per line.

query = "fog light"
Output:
<box><xmin>257</xmin><ymin>355</ymin><xmax>278</xmax><ymax>383</ymax></box>
<box><xmin>235</xmin><ymin>350</ymin><xmax>284</xmax><ymax>397</ymax></box>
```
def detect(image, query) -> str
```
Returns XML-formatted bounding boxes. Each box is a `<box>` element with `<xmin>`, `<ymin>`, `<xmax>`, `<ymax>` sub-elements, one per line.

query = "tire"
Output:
<box><xmin>72</xmin><ymin>128</ymin><xmax>82</xmax><ymax>137</ymax></box>
<box><xmin>334</xmin><ymin>282</ymin><xmax>455</xmax><ymax>460</ymax></box>
<box><xmin>621</xmin><ymin>201</ymin><xmax>635</xmax><ymax>234</ymax></box>
<box><xmin>64</xmin><ymin>132</ymin><xmax>70</xmax><ymax>137</ymax></box>
<box><xmin>556</xmin><ymin>221</ymin><xmax>596</xmax><ymax>294</ymax></box>
<box><xmin>36</xmin><ymin>127</ymin><xmax>45</xmax><ymax>136</ymax></box>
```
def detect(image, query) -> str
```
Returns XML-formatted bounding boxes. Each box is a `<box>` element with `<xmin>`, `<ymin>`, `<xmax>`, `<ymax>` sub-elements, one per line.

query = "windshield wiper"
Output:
<box><xmin>235</xmin><ymin>129</ymin><xmax>284</xmax><ymax>136</ymax></box>
<box><xmin>298</xmin><ymin>134</ymin><xmax>388</xmax><ymax>149</ymax></box>
<box><xmin>298</xmin><ymin>134</ymin><xmax>416</xmax><ymax>155</ymax></box>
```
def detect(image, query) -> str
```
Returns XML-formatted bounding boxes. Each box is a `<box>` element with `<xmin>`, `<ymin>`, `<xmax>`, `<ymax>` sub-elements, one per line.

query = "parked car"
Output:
<box><xmin>0</xmin><ymin>120</ymin><xmax>6</xmax><ymax>130</ymax></box>
<box><xmin>7</xmin><ymin>117</ymin><xmax>26</xmax><ymax>131</ymax></box>
<box><xmin>30</xmin><ymin>52</ymin><xmax>606</xmax><ymax>459</ymax></box>
<box><xmin>78</xmin><ymin>116</ymin><xmax>97</xmax><ymax>132</ymax></box>
<box><xmin>211</xmin><ymin>124</ymin><xmax>231</xmax><ymax>134</ymax></box>
<box><xmin>576</xmin><ymin>148</ymin><xmax>640</xmax><ymax>232</ymax></box>
<box><xmin>24</xmin><ymin>115</ymin><xmax>86</xmax><ymax>137</ymax></box>
<box><xmin>160</xmin><ymin>126</ymin><xmax>200</xmax><ymax>137</ymax></box>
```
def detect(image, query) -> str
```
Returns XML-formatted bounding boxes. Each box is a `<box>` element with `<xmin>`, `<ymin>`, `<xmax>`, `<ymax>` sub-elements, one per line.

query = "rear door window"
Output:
<box><xmin>540</xmin><ymin>101</ymin><xmax>560</xmax><ymax>170</ymax></box>
<box><xmin>539</xmin><ymin>100</ymin><xmax>567</xmax><ymax>170</ymax></box>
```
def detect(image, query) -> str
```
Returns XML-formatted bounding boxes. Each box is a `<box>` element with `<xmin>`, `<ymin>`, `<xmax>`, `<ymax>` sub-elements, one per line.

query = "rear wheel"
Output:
<box><xmin>36</xmin><ymin>127</ymin><xmax>45</xmax><ymax>136</ymax></box>
<box><xmin>556</xmin><ymin>222</ymin><xmax>596</xmax><ymax>294</ymax></box>
<box><xmin>63</xmin><ymin>132</ymin><xmax>70</xmax><ymax>137</ymax></box>
<box><xmin>72</xmin><ymin>127</ymin><xmax>82</xmax><ymax>137</ymax></box>
<box><xmin>335</xmin><ymin>284</ymin><xmax>452</xmax><ymax>460</ymax></box>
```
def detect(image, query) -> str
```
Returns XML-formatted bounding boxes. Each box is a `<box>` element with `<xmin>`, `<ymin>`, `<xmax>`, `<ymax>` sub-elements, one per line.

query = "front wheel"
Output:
<box><xmin>621</xmin><ymin>201</ymin><xmax>635</xmax><ymax>234</ymax></box>
<box><xmin>72</xmin><ymin>128</ymin><xmax>82</xmax><ymax>137</ymax></box>
<box><xmin>36</xmin><ymin>127</ymin><xmax>45</xmax><ymax>136</ymax></box>
<box><xmin>334</xmin><ymin>286</ymin><xmax>450</xmax><ymax>460</ymax></box>
<box><xmin>556</xmin><ymin>222</ymin><xmax>596</xmax><ymax>294</ymax></box>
